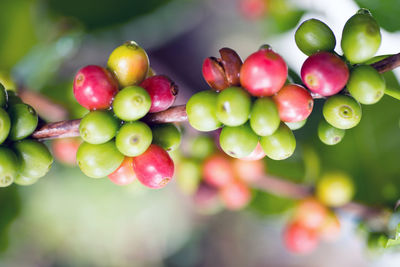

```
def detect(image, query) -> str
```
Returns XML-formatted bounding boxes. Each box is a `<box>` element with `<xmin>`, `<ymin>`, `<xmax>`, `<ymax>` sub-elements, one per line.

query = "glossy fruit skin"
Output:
<box><xmin>341</xmin><ymin>11</ymin><xmax>381</xmax><ymax>64</ymax></box>
<box><xmin>8</xmin><ymin>103</ymin><xmax>38</xmax><ymax>141</ymax></box>
<box><xmin>347</xmin><ymin>65</ymin><xmax>385</xmax><ymax>105</ymax></box>
<box><xmin>318</xmin><ymin>120</ymin><xmax>345</xmax><ymax>145</ymax></box>
<box><xmin>232</xmin><ymin>157</ymin><xmax>265</xmax><ymax>183</ymax></box>
<box><xmin>73</xmin><ymin>65</ymin><xmax>119</xmax><ymax>110</ymax></box>
<box><xmin>13</xmin><ymin>140</ymin><xmax>53</xmax><ymax>179</ymax></box>
<box><xmin>219</xmin><ymin>123</ymin><xmax>259</xmax><ymax>159</ymax></box>
<box><xmin>132</xmin><ymin>144</ymin><xmax>174</xmax><ymax>189</ymax></box>
<box><xmin>285</xmin><ymin>118</ymin><xmax>307</xmax><ymax>130</ymax></box>
<box><xmin>189</xmin><ymin>135</ymin><xmax>215</xmax><ymax>159</ymax></box>
<box><xmin>301</xmin><ymin>52</ymin><xmax>349</xmax><ymax>96</ymax></box>
<box><xmin>283</xmin><ymin>221</ymin><xmax>319</xmax><ymax>254</ymax></box>
<box><xmin>14</xmin><ymin>175</ymin><xmax>39</xmax><ymax>186</ymax></box>
<box><xmin>79</xmin><ymin>110</ymin><xmax>119</xmax><ymax>144</ymax></box>
<box><xmin>0</xmin><ymin>83</ymin><xmax>6</xmax><ymax>108</ymax></box>
<box><xmin>186</xmin><ymin>91</ymin><xmax>221</xmax><ymax>131</ymax></box>
<box><xmin>250</xmin><ymin>97</ymin><xmax>280</xmax><ymax>136</ymax></box>
<box><xmin>202</xmin><ymin>153</ymin><xmax>235</xmax><ymax>188</ymax></box>
<box><xmin>140</xmin><ymin>75</ymin><xmax>178</xmax><ymax>113</ymax></box>
<box><xmin>77</xmin><ymin>140</ymin><xmax>124</xmax><ymax>178</ymax></box>
<box><xmin>151</xmin><ymin>123</ymin><xmax>181</xmax><ymax>152</ymax></box>
<box><xmin>202</xmin><ymin>57</ymin><xmax>229</xmax><ymax>91</ymax></box>
<box><xmin>112</xmin><ymin>86</ymin><xmax>151</xmax><ymax>121</ymax></box>
<box><xmin>323</xmin><ymin>95</ymin><xmax>362</xmax><ymax>129</ymax></box>
<box><xmin>294</xmin><ymin>198</ymin><xmax>328</xmax><ymax>230</ymax></box>
<box><xmin>108</xmin><ymin>157</ymin><xmax>136</xmax><ymax>186</ymax></box>
<box><xmin>295</xmin><ymin>19</ymin><xmax>336</xmax><ymax>56</ymax></box>
<box><xmin>273</xmin><ymin>84</ymin><xmax>313</xmax><ymax>123</ymax></box>
<box><xmin>0</xmin><ymin>108</ymin><xmax>10</xmax><ymax>144</ymax></box>
<box><xmin>260</xmin><ymin>123</ymin><xmax>296</xmax><ymax>160</ymax></box>
<box><xmin>220</xmin><ymin>181</ymin><xmax>252</xmax><ymax>210</ymax></box>
<box><xmin>316</xmin><ymin>171</ymin><xmax>354</xmax><ymax>207</ymax></box>
<box><xmin>240</xmin><ymin>48</ymin><xmax>288</xmax><ymax>96</ymax></box>
<box><xmin>216</xmin><ymin>86</ymin><xmax>251</xmax><ymax>126</ymax></box>
<box><xmin>176</xmin><ymin>158</ymin><xmax>201</xmax><ymax>195</ymax></box>
<box><xmin>115</xmin><ymin>121</ymin><xmax>152</xmax><ymax>157</ymax></box>
<box><xmin>51</xmin><ymin>138</ymin><xmax>81</xmax><ymax>166</ymax></box>
<box><xmin>107</xmin><ymin>41</ymin><xmax>149</xmax><ymax>87</ymax></box>
<box><xmin>0</xmin><ymin>147</ymin><xmax>18</xmax><ymax>187</ymax></box>
<box><xmin>239</xmin><ymin>142</ymin><xmax>265</xmax><ymax>161</ymax></box>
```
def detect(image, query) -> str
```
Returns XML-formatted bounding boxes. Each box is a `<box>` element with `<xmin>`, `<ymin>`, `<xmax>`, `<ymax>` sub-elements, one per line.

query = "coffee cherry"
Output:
<box><xmin>151</xmin><ymin>123</ymin><xmax>181</xmax><ymax>152</ymax></box>
<box><xmin>79</xmin><ymin>110</ymin><xmax>119</xmax><ymax>144</ymax></box>
<box><xmin>220</xmin><ymin>181</ymin><xmax>252</xmax><ymax>210</ymax></box>
<box><xmin>107</xmin><ymin>41</ymin><xmax>149</xmax><ymax>87</ymax></box>
<box><xmin>285</xmin><ymin>119</ymin><xmax>307</xmax><ymax>130</ymax></box>
<box><xmin>13</xmin><ymin>139</ymin><xmax>53</xmax><ymax>179</ymax></box>
<box><xmin>51</xmin><ymin>138</ymin><xmax>81</xmax><ymax>166</ymax></box>
<box><xmin>0</xmin><ymin>147</ymin><xmax>18</xmax><ymax>187</ymax></box>
<box><xmin>250</xmin><ymin>97</ymin><xmax>280</xmax><ymax>136</ymax></box>
<box><xmin>341</xmin><ymin>9</ymin><xmax>381</xmax><ymax>64</ymax></box>
<box><xmin>347</xmin><ymin>65</ymin><xmax>385</xmax><ymax>105</ymax></box>
<box><xmin>240</xmin><ymin>47</ymin><xmax>288</xmax><ymax>96</ymax></box>
<box><xmin>301</xmin><ymin>52</ymin><xmax>349</xmax><ymax>96</ymax></box>
<box><xmin>0</xmin><ymin>83</ymin><xmax>6</xmax><ymax>108</ymax></box>
<box><xmin>239</xmin><ymin>142</ymin><xmax>265</xmax><ymax>161</ymax></box>
<box><xmin>132</xmin><ymin>144</ymin><xmax>174</xmax><ymax>189</ymax></box>
<box><xmin>112</xmin><ymin>86</ymin><xmax>151</xmax><ymax>121</ymax></box>
<box><xmin>295</xmin><ymin>19</ymin><xmax>336</xmax><ymax>56</ymax></box>
<box><xmin>219</xmin><ymin>123</ymin><xmax>259</xmax><ymax>158</ymax></box>
<box><xmin>0</xmin><ymin>108</ymin><xmax>10</xmax><ymax>144</ymax></box>
<box><xmin>14</xmin><ymin>175</ymin><xmax>39</xmax><ymax>186</ymax></box>
<box><xmin>283</xmin><ymin>221</ymin><xmax>319</xmax><ymax>254</ymax></box>
<box><xmin>7</xmin><ymin>91</ymin><xmax>22</xmax><ymax>105</ymax></box>
<box><xmin>202</xmin><ymin>57</ymin><xmax>229</xmax><ymax>91</ymax></box>
<box><xmin>176</xmin><ymin>158</ymin><xmax>201</xmax><ymax>195</ymax></box>
<box><xmin>108</xmin><ymin>157</ymin><xmax>136</xmax><ymax>186</ymax></box>
<box><xmin>73</xmin><ymin>65</ymin><xmax>119</xmax><ymax>110</ymax></box>
<box><xmin>232</xmin><ymin>157</ymin><xmax>265</xmax><ymax>183</ymax></box>
<box><xmin>140</xmin><ymin>75</ymin><xmax>178</xmax><ymax>113</ymax></box>
<box><xmin>219</xmin><ymin>48</ymin><xmax>243</xmax><ymax>87</ymax></box>
<box><xmin>316</xmin><ymin>171</ymin><xmax>354</xmax><ymax>207</ymax></box>
<box><xmin>318</xmin><ymin>120</ymin><xmax>345</xmax><ymax>145</ymax></box>
<box><xmin>273</xmin><ymin>84</ymin><xmax>313</xmax><ymax>123</ymax></box>
<box><xmin>323</xmin><ymin>95</ymin><xmax>362</xmax><ymax>129</ymax></box>
<box><xmin>239</xmin><ymin>0</ymin><xmax>266</xmax><ymax>20</ymax></box>
<box><xmin>189</xmin><ymin>135</ymin><xmax>215</xmax><ymax>159</ymax></box>
<box><xmin>202</xmin><ymin>153</ymin><xmax>235</xmax><ymax>187</ymax></box>
<box><xmin>115</xmin><ymin>121</ymin><xmax>152</xmax><ymax>157</ymax></box>
<box><xmin>319</xmin><ymin>213</ymin><xmax>341</xmax><ymax>242</ymax></box>
<box><xmin>77</xmin><ymin>140</ymin><xmax>124</xmax><ymax>178</ymax></box>
<box><xmin>7</xmin><ymin>103</ymin><xmax>38</xmax><ymax>141</ymax></box>
<box><xmin>260</xmin><ymin>123</ymin><xmax>296</xmax><ymax>160</ymax></box>
<box><xmin>216</xmin><ymin>86</ymin><xmax>251</xmax><ymax>126</ymax></box>
<box><xmin>186</xmin><ymin>91</ymin><xmax>221</xmax><ymax>131</ymax></box>
<box><xmin>294</xmin><ymin>198</ymin><xmax>328</xmax><ymax>230</ymax></box>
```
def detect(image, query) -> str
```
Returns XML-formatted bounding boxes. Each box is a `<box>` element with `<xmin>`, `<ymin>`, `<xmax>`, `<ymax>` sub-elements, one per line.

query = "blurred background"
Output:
<box><xmin>1</xmin><ymin>0</ymin><xmax>400</xmax><ymax>266</ymax></box>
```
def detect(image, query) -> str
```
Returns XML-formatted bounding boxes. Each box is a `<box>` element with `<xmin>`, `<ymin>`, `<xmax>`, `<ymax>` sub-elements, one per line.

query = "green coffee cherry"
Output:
<box><xmin>341</xmin><ymin>9</ymin><xmax>381</xmax><ymax>64</ymax></box>
<box><xmin>186</xmin><ymin>91</ymin><xmax>221</xmax><ymax>131</ymax></box>
<box><xmin>260</xmin><ymin>123</ymin><xmax>296</xmax><ymax>160</ymax></box>
<box><xmin>347</xmin><ymin>65</ymin><xmax>385</xmax><ymax>105</ymax></box>
<box><xmin>323</xmin><ymin>95</ymin><xmax>362</xmax><ymax>129</ymax></box>
<box><xmin>8</xmin><ymin>103</ymin><xmax>38</xmax><ymax>141</ymax></box>
<box><xmin>219</xmin><ymin>123</ymin><xmax>258</xmax><ymax>158</ymax></box>
<box><xmin>316</xmin><ymin>171</ymin><xmax>355</xmax><ymax>207</ymax></box>
<box><xmin>285</xmin><ymin>118</ymin><xmax>307</xmax><ymax>130</ymax></box>
<box><xmin>14</xmin><ymin>175</ymin><xmax>39</xmax><ymax>186</ymax></box>
<box><xmin>176</xmin><ymin>158</ymin><xmax>201</xmax><ymax>195</ymax></box>
<box><xmin>250</xmin><ymin>97</ymin><xmax>280</xmax><ymax>136</ymax></box>
<box><xmin>318</xmin><ymin>120</ymin><xmax>345</xmax><ymax>145</ymax></box>
<box><xmin>295</xmin><ymin>19</ymin><xmax>336</xmax><ymax>56</ymax></box>
<box><xmin>77</xmin><ymin>140</ymin><xmax>124</xmax><ymax>178</ymax></box>
<box><xmin>13</xmin><ymin>139</ymin><xmax>53</xmax><ymax>179</ymax></box>
<box><xmin>189</xmin><ymin>135</ymin><xmax>215</xmax><ymax>159</ymax></box>
<box><xmin>115</xmin><ymin>121</ymin><xmax>152</xmax><ymax>156</ymax></box>
<box><xmin>112</xmin><ymin>86</ymin><xmax>151</xmax><ymax>121</ymax></box>
<box><xmin>151</xmin><ymin>123</ymin><xmax>181</xmax><ymax>151</ymax></box>
<box><xmin>0</xmin><ymin>83</ymin><xmax>7</xmax><ymax>108</ymax></box>
<box><xmin>0</xmin><ymin>108</ymin><xmax>10</xmax><ymax>144</ymax></box>
<box><xmin>0</xmin><ymin>147</ymin><xmax>18</xmax><ymax>187</ymax></box>
<box><xmin>216</xmin><ymin>87</ymin><xmax>251</xmax><ymax>126</ymax></box>
<box><xmin>7</xmin><ymin>91</ymin><xmax>22</xmax><ymax>105</ymax></box>
<box><xmin>79</xmin><ymin>110</ymin><xmax>119</xmax><ymax>144</ymax></box>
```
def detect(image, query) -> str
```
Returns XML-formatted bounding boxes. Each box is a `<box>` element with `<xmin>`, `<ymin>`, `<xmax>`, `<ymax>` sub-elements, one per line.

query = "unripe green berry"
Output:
<box><xmin>260</xmin><ymin>123</ymin><xmax>296</xmax><ymax>160</ymax></box>
<box><xmin>186</xmin><ymin>91</ymin><xmax>221</xmax><ymax>131</ymax></box>
<box><xmin>250</xmin><ymin>97</ymin><xmax>280</xmax><ymax>136</ymax></box>
<box><xmin>318</xmin><ymin>120</ymin><xmax>345</xmax><ymax>145</ymax></box>
<box><xmin>316</xmin><ymin>171</ymin><xmax>354</xmax><ymax>207</ymax></box>
<box><xmin>112</xmin><ymin>86</ymin><xmax>151</xmax><ymax>121</ymax></box>
<box><xmin>151</xmin><ymin>123</ymin><xmax>181</xmax><ymax>152</ymax></box>
<box><xmin>0</xmin><ymin>83</ymin><xmax>7</xmax><ymax>108</ymax></box>
<box><xmin>115</xmin><ymin>121</ymin><xmax>152</xmax><ymax>157</ymax></box>
<box><xmin>323</xmin><ymin>95</ymin><xmax>362</xmax><ymax>129</ymax></box>
<box><xmin>0</xmin><ymin>108</ymin><xmax>11</xmax><ymax>144</ymax></box>
<box><xmin>0</xmin><ymin>147</ymin><xmax>18</xmax><ymax>187</ymax></box>
<box><xmin>189</xmin><ymin>135</ymin><xmax>215</xmax><ymax>159</ymax></box>
<box><xmin>219</xmin><ymin>123</ymin><xmax>258</xmax><ymax>158</ymax></box>
<box><xmin>216</xmin><ymin>87</ymin><xmax>251</xmax><ymax>126</ymax></box>
<box><xmin>14</xmin><ymin>175</ymin><xmax>39</xmax><ymax>186</ymax></box>
<box><xmin>8</xmin><ymin>103</ymin><xmax>38</xmax><ymax>141</ymax></box>
<box><xmin>79</xmin><ymin>110</ymin><xmax>119</xmax><ymax>144</ymax></box>
<box><xmin>176</xmin><ymin>158</ymin><xmax>201</xmax><ymax>195</ymax></box>
<box><xmin>285</xmin><ymin>119</ymin><xmax>307</xmax><ymax>130</ymax></box>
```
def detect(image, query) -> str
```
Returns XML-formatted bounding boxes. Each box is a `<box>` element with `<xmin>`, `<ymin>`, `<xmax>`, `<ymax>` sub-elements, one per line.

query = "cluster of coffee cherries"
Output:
<box><xmin>284</xmin><ymin>172</ymin><xmax>355</xmax><ymax>254</ymax></box>
<box><xmin>187</xmin><ymin>46</ymin><xmax>311</xmax><ymax>161</ymax></box>
<box><xmin>296</xmin><ymin>9</ymin><xmax>384</xmax><ymax>145</ymax></box>
<box><xmin>0</xmin><ymin>83</ymin><xmax>53</xmax><ymax>187</ymax></box>
<box><xmin>72</xmin><ymin>41</ymin><xmax>181</xmax><ymax>189</ymax></box>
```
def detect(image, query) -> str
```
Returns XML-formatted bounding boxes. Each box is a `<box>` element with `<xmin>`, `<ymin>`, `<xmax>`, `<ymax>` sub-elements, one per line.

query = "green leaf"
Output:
<box><xmin>385</xmin><ymin>223</ymin><xmax>400</xmax><ymax>248</ymax></box>
<box><xmin>354</xmin><ymin>0</ymin><xmax>400</xmax><ymax>32</ymax></box>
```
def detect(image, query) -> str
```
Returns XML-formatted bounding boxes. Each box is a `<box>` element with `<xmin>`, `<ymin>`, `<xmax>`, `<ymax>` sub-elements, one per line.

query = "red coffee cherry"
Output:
<box><xmin>132</xmin><ymin>144</ymin><xmax>174</xmax><ymax>189</ymax></box>
<box><xmin>240</xmin><ymin>47</ymin><xmax>288</xmax><ymax>96</ymax></box>
<box><xmin>108</xmin><ymin>157</ymin><xmax>136</xmax><ymax>186</ymax></box>
<box><xmin>301</xmin><ymin>52</ymin><xmax>349</xmax><ymax>96</ymax></box>
<box><xmin>239</xmin><ymin>0</ymin><xmax>267</xmax><ymax>20</ymax></box>
<box><xmin>294</xmin><ymin>197</ymin><xmax>328</xmax><ymax>230</ymax></box>
<box><xmin>73</xmin><ymin>65</ymin><xmax>119</xmax><ymax>110</ymax></box>
<box><xmin>232</xmin><ymin>157</ymin><xmax>265</xmax><ymax>183</ymax></box>
<box><xmin>283</xmin><ymin>221</ymin><xmax>319</xmax><ymax>254</ymax></box>
<box><xmin>140</xmin><ymin>75</ymin><xmax>178</xmax><ymax>113</ymax></box>
<box><xmin>202</xmin><ymin>153</ymin><xmax>235</xmax><ymax>188</ymax></box>
<box><xmin>51</xmin><ymin>138</ymin><xmax>81</xmax><ymax>166</ymax></box>
<box><xmin>219</xmin><ymin>181</ymin><xmax>252</xmax><ymax>210</ymax></box>
<box><xmin>273</xmin><ymin>84</ymin><xmax>314</xmax><ymax>123</ymax></box>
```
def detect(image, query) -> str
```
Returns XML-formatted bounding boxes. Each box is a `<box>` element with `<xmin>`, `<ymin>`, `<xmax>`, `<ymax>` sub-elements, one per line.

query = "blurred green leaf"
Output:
<box><xmin>385</xmin><ymin>223</ymin><xmax>400</xmax><ymax>248</ymax></box>
<box><xmin>0</xmin><ymin>186</ymin><xmax>21</xmax><ymax>253</ymax></box>
<box><xmin>354</xmin><ymin>0</ymin><xmax>400</xmax><ymax>32</ymax></box>
<box><xmin>264</xmin><ymin>0</ymin><xmax>304</xmax><ymax>34</ymax></box>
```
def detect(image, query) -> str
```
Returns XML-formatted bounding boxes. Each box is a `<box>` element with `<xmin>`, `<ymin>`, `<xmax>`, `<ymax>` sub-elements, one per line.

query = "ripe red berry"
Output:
<box><xmin>283</xmin><ymin>221</ymin><xmax>319</xmax><ymax>254</ymax></box>
<box><xmin>273</xmin><ymin>84</ymin><xmax>314</xmax><ymax>122</ymax></box>
<box><xmin>51</xmin><ymin>138</ymin><xmax>81</xmax><ymax>166</ymax></box>
<box><xmin>239</xmin><ymin>142</ymin><xmax>265</xmax><ymax>161</ymax></box>
<box><xmin>108</xmin><ymin>157</ymin><xmax>136</xmax><ymax>186</ymax></box>
<box><xmin>301</xmin><ymin>52</ymin><xmax>349</xmax><ymax>96</ymax></box>
<box><xmin>219</xmin><ymin>181</ymin><xmax>252</xmax><ymax>210</ymax></box>
<box><xmin>132</xmin><ymin>144</ymin><xmax>174</xmax><ymax>189</ymax></box>
<box><xmin>294</xmin><ymin>198</ymin><xmax>328</xmax><ymax>230</ymax></box>
<box><xmin>240</xmin><ymin>47</ymin><xmax>288</xmax><ymax>96</ymax></box>
<box><xmin>140</xmin><ymin>75</ymin><xmax>178</xmax><ymax>113</ymax></box>
<box><xmin>202</xmin><ymin>57</ymin><xmax>229</xmax><ymax>91</ymax></box>
<box><xmin>202</xmin><ymin>153</ymin><xmax>235</xmax><ymax>188</ymax></box>
<box><xmin>232</xmin><ymin>157</ymin><xmax>265</xmax><ymax>183</ymax></box>
<box><xmin>239</xmin><ymin>0</ymin><xmax>267</xmax><ymax>20</ymax></box>
<box><xmin>73</xmin><ymin>65</ymin><xmax>119</xmax><ymax>110</ymax></box>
